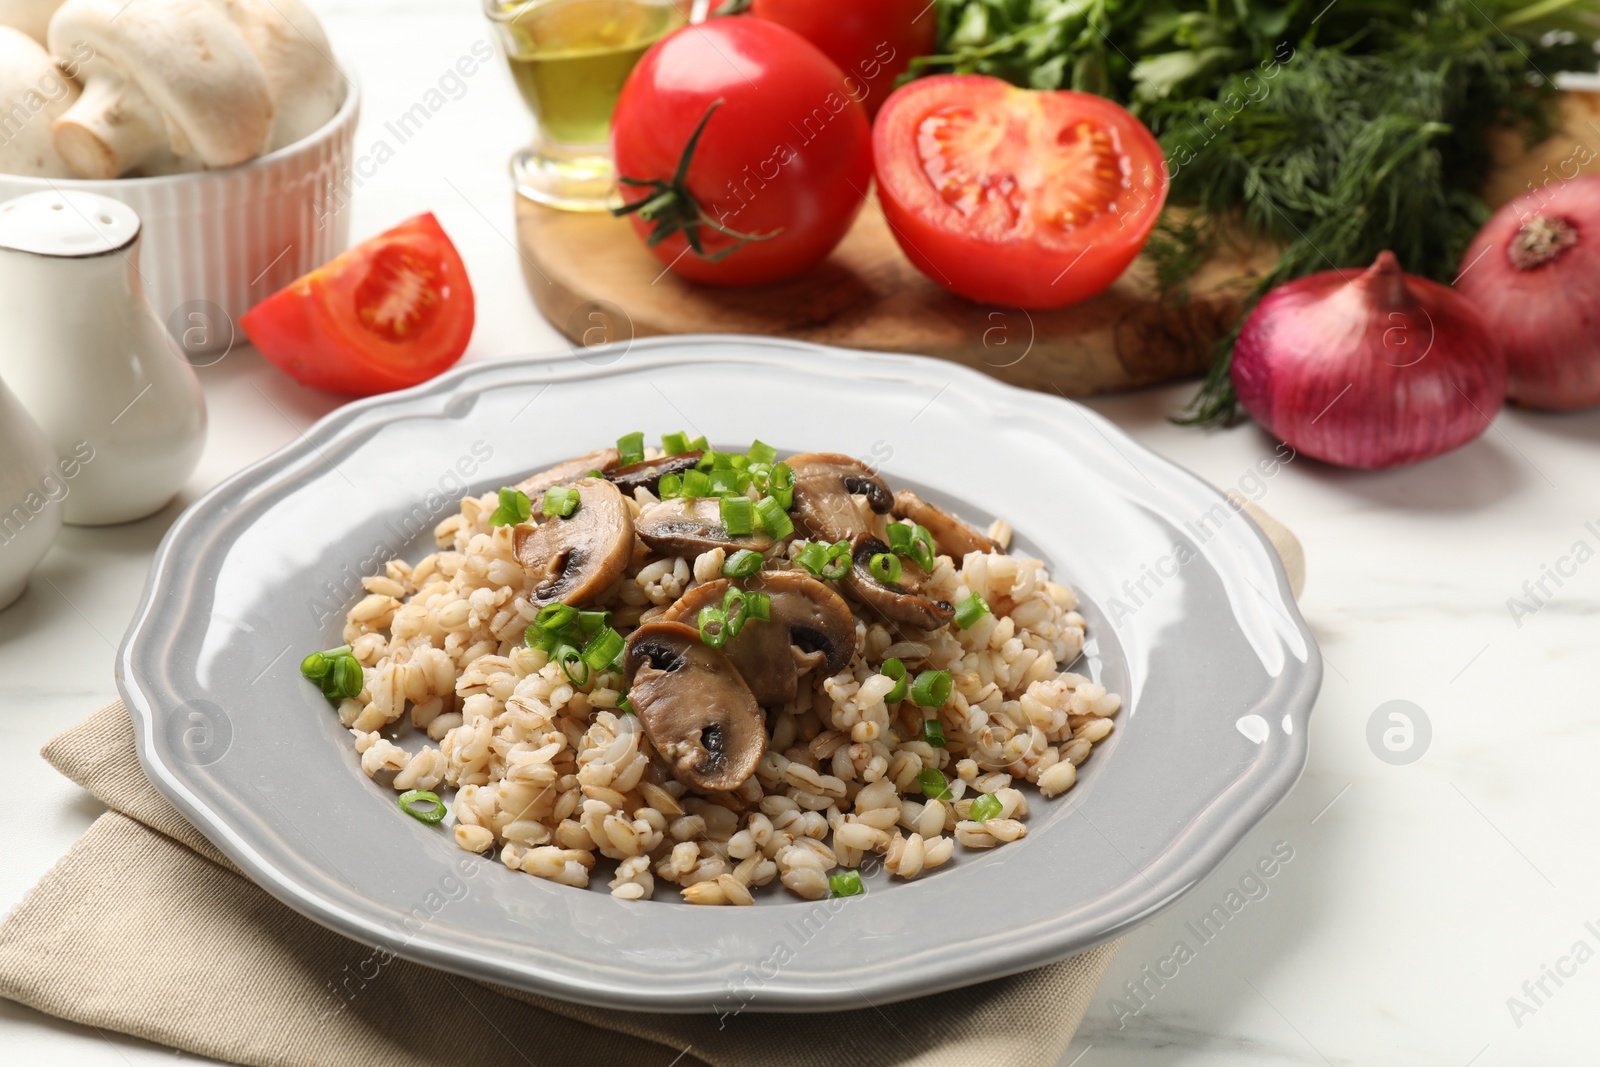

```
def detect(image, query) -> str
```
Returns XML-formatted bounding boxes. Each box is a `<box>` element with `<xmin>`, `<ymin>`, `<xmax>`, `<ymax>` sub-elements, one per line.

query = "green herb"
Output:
<box><xmin>921</xmin><ymin>0</ymin><xmax>1599</xmax><ymax>424</ymax></box>
<box><xmin>616</xmin><ymin>431</ymin><xmax>645</xmax><ymax>466</ymax></box>
<box><xmin>969</xmin><ymin>792</ymin><xmax>1003</xmax><ymax>822</ymax></box>
<box><xmin>829</xmin><ymin>869</ymin><xmax>865</xmax><ymax>897</ymax></box>
<box><xmin>543</xmin><ymin>485</ymin><xmax>580</xmax><ymax>518</ymax></box>
<box><xmin>869</xmin><ymin>552</ymin><xmax>902</xmax><ymax>585</ymax></box>
<box><xmin>918</xmin><ymin>767</ymin><xmax>954</xmax><ymax>801</ymax></box>
<box><xmin>488</xmin><ymin>487</ymin><xmax>531</xmax><ymax>527</ymax></box>
<box><xmin>953</xmin><ymin>593</ymin><xmax>990</xmax><ymax>629</ymax></box>
<box><xmin>881</xmin><ymin>658</ymin><xmax>909</xmax><ymax>703</ymax></box>
<box><xmin>398</xmin><ymin>789</ymin><xmax>447</xmax><ymax>825</ymax></box>
<box><xmin>662</xmin><ymin>431</ymin><xmax>692</xmax><ymax>455</ymax></box>
<box><xmin>755</xmin><ymin>495</ymin><xmax>794</xmax><ymax>538</ymax></box>
<box><xmin>723</xmin><ymin>548</ymin><xmax>764</xmax><ymax>578</ymax></box>
<box><xmin>301</xmin><ymin>644</ymin><xmax>364</xmax><ymax>701</ymax></box>
<box><xmin>923</xmin><ymin>719</ymin><xmax>948</xmax><ymax>747</ymax></box>
<box><xmin>720</xmin><ymin>495</ymin><xmax>755</xmax><ymax>536</ymax></box>
<box><xmin>911</xmin><ymin>669</ymin><xmax>953</xmax><ymax>708</ymax></box>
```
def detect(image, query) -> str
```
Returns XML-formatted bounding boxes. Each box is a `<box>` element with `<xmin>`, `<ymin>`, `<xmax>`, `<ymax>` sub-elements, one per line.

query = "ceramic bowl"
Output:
<box><xmin>0</xmin><ymin>76</ymin><xmax>361</xmax><ymax>355</ymax></box>
<box><xmin>117</xmin><ymin>337</ymin><xmax>1322</xmax><ymax>1011</ymax></box>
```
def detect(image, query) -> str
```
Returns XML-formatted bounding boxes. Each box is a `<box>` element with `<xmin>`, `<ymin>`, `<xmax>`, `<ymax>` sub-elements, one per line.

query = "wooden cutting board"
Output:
<box><xmin>516</xmin><ymin>91</ymin><xmax>1599</xmax><ymax>397</ymax></box>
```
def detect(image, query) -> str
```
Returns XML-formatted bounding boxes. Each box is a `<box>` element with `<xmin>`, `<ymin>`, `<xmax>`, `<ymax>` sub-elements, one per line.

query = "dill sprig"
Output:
<box><xmin>924</xmin><ymin>0</ymin><xmax>1600</xmax><ymax>424</ymax></box>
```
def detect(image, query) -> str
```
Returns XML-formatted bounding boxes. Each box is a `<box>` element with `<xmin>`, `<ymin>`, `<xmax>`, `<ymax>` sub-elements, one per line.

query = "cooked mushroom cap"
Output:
<box><xmin>512</xmin><ymin>478</ymin><xmax>633</xmax><ymax>606</ymax></box>
<box><xmin>893</xmin><ymin>489</ymin><xmax>999</xmax><ymax>559</ymax></box>
<box><xmin>662</xmin><ymin>572</ymin><xmax>858</xmax><ymax>705</ymax></box>
<box><xmin>635</xmin><ymin>497</ymin><xmax>776</xmax><ymax>556</ymax></box>
<box><xmin>513</xmin><ymin>449</ymin><xmax>619</xmax><ymax>497</ymax></box>
<box><xmin>606</xmin><ymin>451</ymin><xmax>704</xmax><ymax>496</ymax></box>
<box><xmin>846</xmin><ymin>534</ymin><xmax>954</xmax><ymax>630</ymax></box>
<box><xmin>624</xmin><ymin>621</ymin><xmax>765</xmax><ymax>792</ymax></box>
<box><xmin>786</xmin><ymin>453</ymin><xmax>893</xmax><ymax>543</ymax></box>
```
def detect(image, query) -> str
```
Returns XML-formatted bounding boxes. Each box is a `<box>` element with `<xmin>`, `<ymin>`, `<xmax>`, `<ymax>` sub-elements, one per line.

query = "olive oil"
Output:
<box><xmin>498</xmin><ymin>0</ymin><xmax>684</xmax><ymax>147</ymax></box>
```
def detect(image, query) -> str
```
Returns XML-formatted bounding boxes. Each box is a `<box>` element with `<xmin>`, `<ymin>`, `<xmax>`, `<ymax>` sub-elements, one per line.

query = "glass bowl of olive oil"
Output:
<box><xmin>485</xmin><ymin>0</ymin><xmax>686</xmax><ymax>211</ymax></box>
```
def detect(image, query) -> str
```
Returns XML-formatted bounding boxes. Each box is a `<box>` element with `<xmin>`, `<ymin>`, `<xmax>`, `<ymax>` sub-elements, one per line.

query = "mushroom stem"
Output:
<box><xmin>51</xmin><ymin>67</ymin><xmax>167</xmax><ymax>179</ymax></box>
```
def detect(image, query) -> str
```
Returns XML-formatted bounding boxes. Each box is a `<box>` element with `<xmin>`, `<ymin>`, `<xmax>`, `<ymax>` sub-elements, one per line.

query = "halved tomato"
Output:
<box><xmin>242</xmin><ymin>213</ymin><xmax>475</xmax><ymax>396</ymax></box>
<box><xmin>874</xmin><ymin>75</ymin><xmax>1168</xmax><ymax>309</ymax></box>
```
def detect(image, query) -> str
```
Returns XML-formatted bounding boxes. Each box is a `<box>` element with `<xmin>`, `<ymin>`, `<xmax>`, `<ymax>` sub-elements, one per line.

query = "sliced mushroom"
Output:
<box><xmin>513</xmin><ymin>448</ymin><xmax>618</xmax><ymax>497</ymax></box>
<box><xmin>786</xmin><ymin>453</ymin><xmax>893</xmax><ymax>543</ymax></box>
<box><xmin>845</xmin><ymin>533</ymin><xmax>954</xmax><ymax>630</ymax></box>
<box><xmin>634</xmin><ymin>497</ymin><xmax>775</xmax><ymax>556</ymax></box>
<box><xmin>607</xmin><ymin>450</ymin><xmax>704</xmax><ymax>496</ymax></box>
<box><xmin>662</xmin><ymin>572</ymin><xmax>858</xmax><ymax>705</ymax></box>
<box><xmin>893</xmin><ymin>489</ymin><xmax>999</xmax><ymax>559</ymax></box>
<box><xmin>624</xmin><ymin>621</ymin><xmax>765</xmax><ymax>792</ymax></box>
<box><xmin>512</xmin><ymin>478</ymin><xmax>633</xmax><ymax>606</ymax></box>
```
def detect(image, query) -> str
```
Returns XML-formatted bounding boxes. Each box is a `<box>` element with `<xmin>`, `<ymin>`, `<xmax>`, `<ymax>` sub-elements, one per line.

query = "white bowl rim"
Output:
<box><xmin>0</xmin><ymin>71</ymin><xmax>362</xmax><ymax>190</ymax></box>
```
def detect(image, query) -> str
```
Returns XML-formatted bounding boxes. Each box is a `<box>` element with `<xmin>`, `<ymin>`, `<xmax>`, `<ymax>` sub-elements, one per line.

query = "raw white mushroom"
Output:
<box><xmin>0</xmin><ymin>25</ymin><xmax>77</xmax><ymax>176</ymax></box>
<box><xmin>0</xmin><ymin>0</ymin><xmax>62</xmax><ymax>44</ymax></box>
<box><xmin>45</xmin><ymin>0</ymin><xmax>344</xmax><ymax>179</ymax></box>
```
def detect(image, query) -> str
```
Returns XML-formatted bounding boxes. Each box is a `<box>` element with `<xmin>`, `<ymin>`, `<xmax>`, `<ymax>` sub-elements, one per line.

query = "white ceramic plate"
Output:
<box><xmin>118</xmin><ymin>337</ymin><xmax>1320</xmax><ymax>1012</ymax></box>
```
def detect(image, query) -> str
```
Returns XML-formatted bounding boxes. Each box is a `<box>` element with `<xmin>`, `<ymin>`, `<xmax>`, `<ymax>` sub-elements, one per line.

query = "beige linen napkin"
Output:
<box><xmin>0</xmin><ymin>702</ymin><xmax>1118</xmax><ymax>1067</ymax></box>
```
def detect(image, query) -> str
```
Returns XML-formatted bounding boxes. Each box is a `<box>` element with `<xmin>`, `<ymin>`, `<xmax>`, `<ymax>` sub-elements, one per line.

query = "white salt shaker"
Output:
<box><xmin>0</xmin><ymin>190</ymin><xmax>205</xmax><ymax>525</ymax></box>
<box><xmin>0</xmin><ymin>374</ymin><xmax>64</xmax><ymax>608</ymax></box>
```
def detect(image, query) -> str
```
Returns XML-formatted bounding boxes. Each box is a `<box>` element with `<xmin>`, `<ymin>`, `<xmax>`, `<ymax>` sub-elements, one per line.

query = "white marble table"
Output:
<box><xmin>3</xmin><ymin>2</ymin><xmax>1598</xmax><ymax>1063</ymax></box>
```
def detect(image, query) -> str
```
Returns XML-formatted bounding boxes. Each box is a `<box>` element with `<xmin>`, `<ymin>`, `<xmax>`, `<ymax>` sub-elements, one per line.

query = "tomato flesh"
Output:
<box><xmin>875</xmin><ymin>76</ymin><xmax>1168</xmax><ymax>309</ymax></box>
<box><xmin>242</xmin><ymin>213</ymin><xmax>475</xmax><ymax>396</ymax></box>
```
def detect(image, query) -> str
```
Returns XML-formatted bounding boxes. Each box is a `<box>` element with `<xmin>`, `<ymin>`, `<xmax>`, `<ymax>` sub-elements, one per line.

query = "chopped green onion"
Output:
<box><xmin>524</xmin><ymin>624</ymin><xmax>556</xmax><ymax>653</ymax></box>
<box><xmin>820</xmin><ymin>539</ymin><xmax>852</xmax><ymax>581</ymax></box>
<box><xmin>535</xmin><ymin>603</ymin><xmax>578</xmax><ymax>632</ymax></box>
<box><xmin>869</xmin><ymin>552</ymin><xmax>902</xmax><ymax>585</ymax></box>
<box><xmin>747</xmin><ymin>439</ymin><xmax>778</xmax><ymax>465</ymax></box>
<box><xmin>720</xmin><ymin>495</ymin><xmax>754</xmax><ymax>536</ymax></box>
<box><xmin>397</xmin><ymin>789</ymin><xmax>446</xmax><ymax>825</ymax></box>
<box><xmin>662</xmin><ymin>431</ymin><xmax>691</xmax><ymax>455</ymax></box>
<box><xmin>768</xmin><ymin>462</ymin><xmax>795</xmax><ymax>509</ymax></box>
<box><xmin>616</xmin><ymin>431</ymin><xmax>645</xmax><ymax>466</ymax></box>
<box><xmin>575</xmin><ymin>610</ymin><xmax>610</xmax><ymax>633</ymax></box>
<box><xmin>299</xmin><ymin>645</ymin><xmax>347</xmax><ymax>681</ymax></box>
<box><xmin>968</xmin><ymin>793</ymin><xmax>1003</xmax><ymax>822</ymax></box>
<box><xmin>722</xmin><ymin>587</ymin><xmax>750</xmax><ymax>638</ymax></box>
<box><xmin>887</xmin><ymin>522</ymin><xmax>913</xmax><ymax>554</ymax></box>
<box><xmin>909</xmin><ymin>524</ymin><xmax>937</xmax><ymax>571</ymax></box>
<box><xmin>829</xmin><ymin>869</ymin><xmax>864</xmax><ymax>897</ymax></box>
<box><xmin>555</xmin><ymin>643</ymin><xmax>590</xmax><ymax>687</ymax></box>
<box><xmin>744</xmin><ymin>589</ymin><xmax>771</xmax><ymax>622</ymax></box>
<box><xmin>917</xmin><ymin>767</ymin><xmax>953</xmax><ymax>801</ymax></box>
<box><xmin>953</xmin><ymin>593</ymin><xmax>991</xmax><ymax>629</ymax></box>
<box><xmin>583</xmin><ymin>627</ymin><xmax>625</xmax><ymax>672</ymax></box>
<box><xmin>488</xmin><ymin>487</ymin><xmax>532</xmax><ymax>527</ymax></box>
<box><xmin>697</xmin><ymin>606</ymin><xmax>730</xmax><ymax>649</ymax></box>
<box><xmin>911</xmin><ymin>669</ymin><xmax>952</xmax><ymax>708</ymax></box>
<box><xmin>688</xmin><ymin>435</ymin><xmax>709</xmax><ymax>451</ymax></box>
<box><xmin>796</xmin><ymin>541</ymin><xmax>830</xmax><ymax>576</ymax></box>
<box><xmin>543</xmin><ymin>485</ymin><xmax>580</xmax><ymax>518</ymax></box>
<box><xmin>658</xmin><ymin>472</ymin><xmax>682</xmax><ymax>499</ymax></box>
<box><xmin>755</xmin><ymin>495</ymin><xmax>794</xmax><ymax>538</ymax></box>
<box><xmin>682</xmin><ymin>469</ymin><xmax>712</xmax><ymax>498</ymax></box>
<box><xmin>618</xmin><ymin>693</ymin><xmax>634</xmax><ymax>714</ymax></box>
<box><xmin>881</xmin><ymin>658</ymin><xmax>908</xmax><ymax>703</ymax></box>
<box><xmin>923</xmin><ymin>719</ymin><xmax>947</xmax><ymax>748</ymax></box>
<box><xmin>698</xmin><ymin>449</ymin><xmax>733</xmax><ymax>471</ymax></box>
<box><xmin>709</xmin><ymin>468</ymin><xmax>750</xmax><ymax>496</ymax></box>
<box><xmin>324</xmin><ymin>654</ymin><xmax>364</xmax><ymax>700</ymax></box>
<box><xmin>729</xmin><ymin>453</ymin><xmax>750</xmax><ymax>470</ymax></box>
<box><xmin>723</xmin><ymin>548</ymin><xmax>763</xmax><ymax>578</ymax></box>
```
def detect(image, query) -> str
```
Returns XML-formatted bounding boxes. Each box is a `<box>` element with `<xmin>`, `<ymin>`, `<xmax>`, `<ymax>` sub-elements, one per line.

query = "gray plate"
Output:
<box><xmin>118</xmin><ymin>337</ymin><xmax>1320</xmax><ymax>1013</ymax></box>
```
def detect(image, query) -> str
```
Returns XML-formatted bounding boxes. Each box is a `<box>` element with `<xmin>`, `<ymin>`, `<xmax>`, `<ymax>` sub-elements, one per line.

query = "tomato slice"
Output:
<box><xmin>241</xmin><ymin>213</ymin><xmax>475</xmax><ymax>396</ymax></box>
<box><xmin>874</xmin><ymin>75</ymin><xmax>1168</xmax><ymax>309</ymax></box>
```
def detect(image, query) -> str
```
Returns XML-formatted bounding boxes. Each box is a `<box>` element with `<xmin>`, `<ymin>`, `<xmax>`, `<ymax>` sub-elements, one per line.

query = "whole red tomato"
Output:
<box><xmin>611</xmin><ymin>18</ymin><xmax>872</xmax><ymax>286</ymax></box>
<box><xmin>874</xmin><ymin>75</ymin><xmax>1168</xmax><ymax>308</ymax></box>
<box><xmin>750</xmin><ymin>0</ymin><xmax>937</xmax><ymax>117</ymax></box>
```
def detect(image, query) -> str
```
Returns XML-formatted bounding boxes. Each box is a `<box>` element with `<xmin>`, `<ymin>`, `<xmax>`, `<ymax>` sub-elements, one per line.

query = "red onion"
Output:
<box><xmin>1231</xmin><ymin>251</ymin><xmax>1506</xmax><ymax>469</ymax></box>
<box><xmin>1456</xmin><ymin>176</ymin><xmax>1600</xmax><ymax>410</ymax></box>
